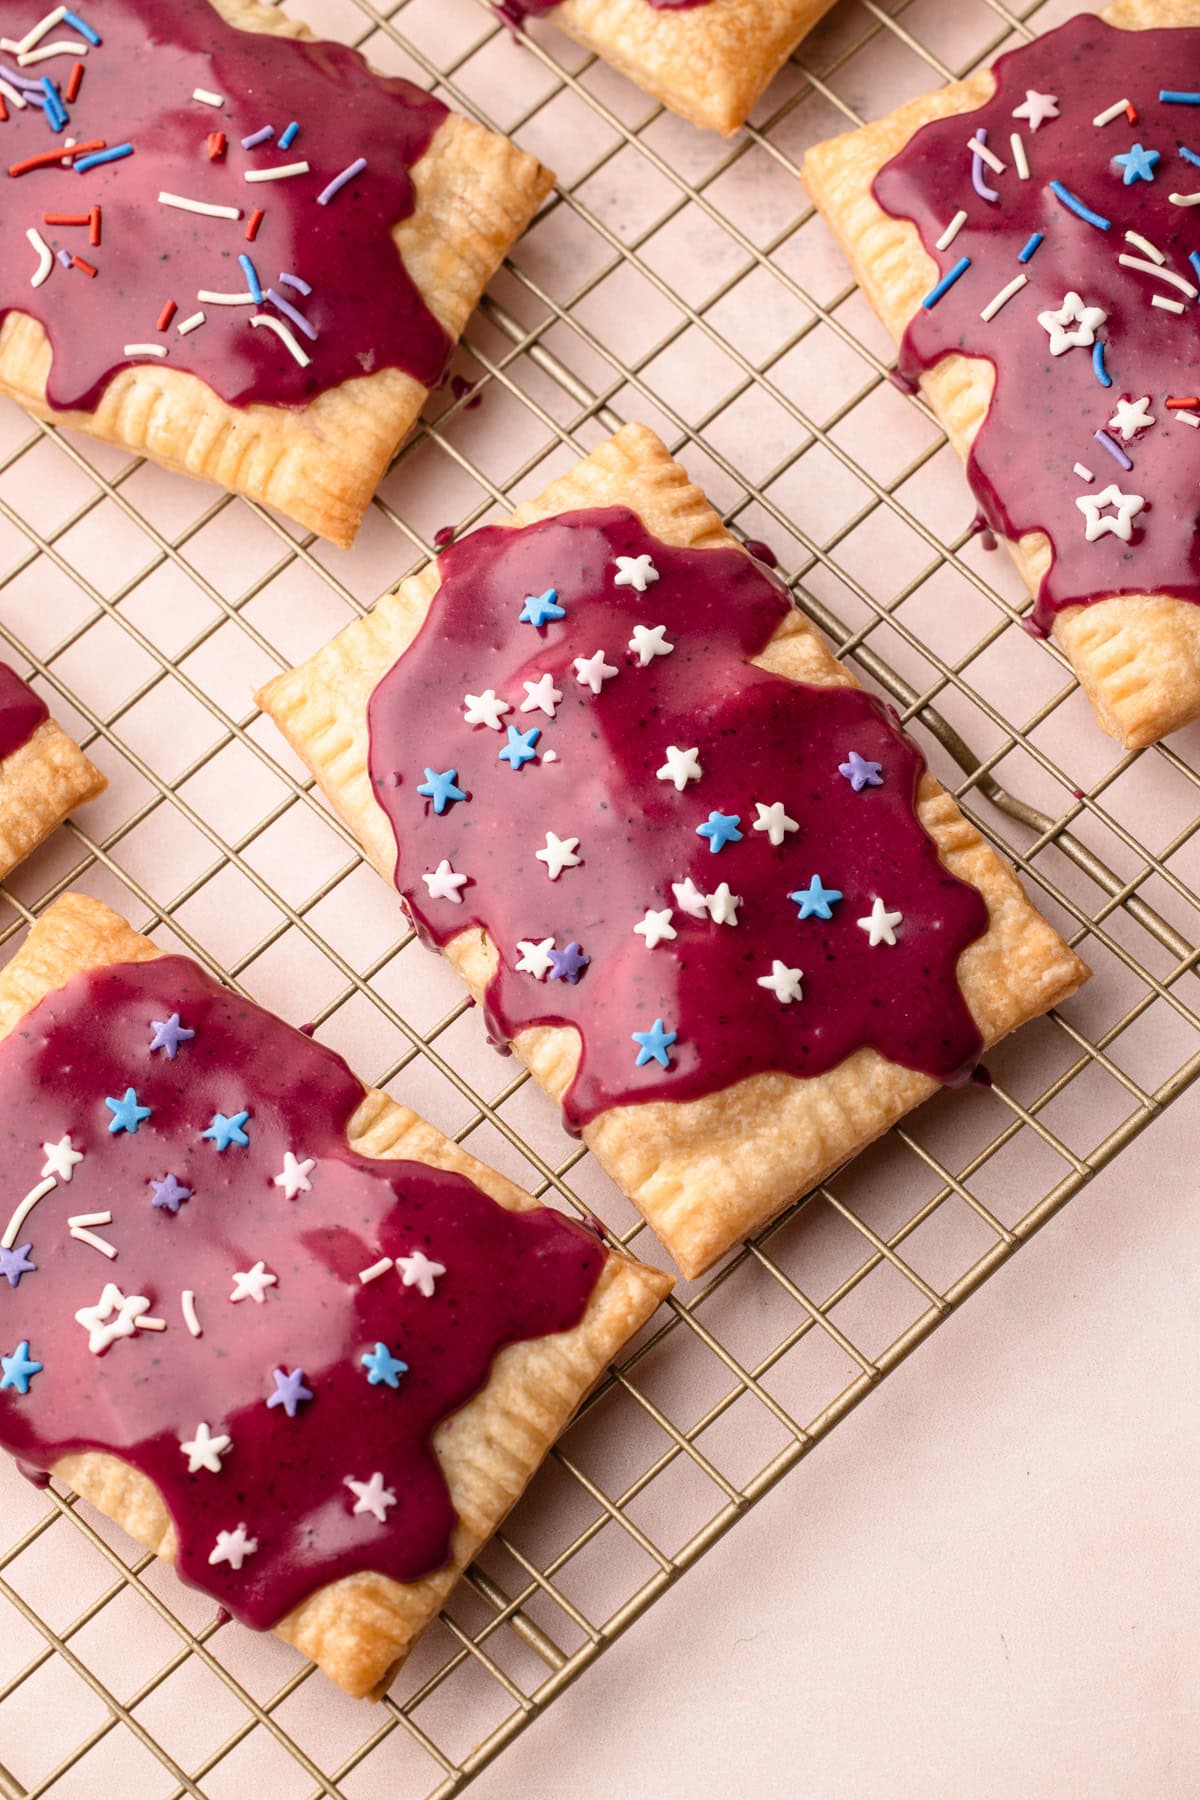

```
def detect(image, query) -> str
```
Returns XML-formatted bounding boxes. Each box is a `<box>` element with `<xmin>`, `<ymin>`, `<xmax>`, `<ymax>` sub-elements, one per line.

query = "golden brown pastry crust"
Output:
<box><xmin>0</xmin><ymin>892</ymin><xmax>671</xmax><ymax>1697</ymax></box>
<box><xmin>0</xmin><ymin>716</ymin><xmax>105</xmax><ymax>880</ymax></box>
<box><xmin>0</xmin><ymin>0</ymin><xmax>554</xmax><ymax>548</ymax></box>
<box><xmin>258</xmin><ymin>422</ymin><xmax>1089</xmax><ymax>1280</ymax></box>
<box><xmin>801</xmin><ymin>0</ymin><xmax>1200</xmax><ymax>750</ymax></box>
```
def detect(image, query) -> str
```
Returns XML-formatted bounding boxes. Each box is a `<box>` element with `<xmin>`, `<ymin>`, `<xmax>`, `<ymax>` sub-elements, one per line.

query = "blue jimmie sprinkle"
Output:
<box><xmin>921</xmin><ymin>255</ymin><xmax>970</xmax><ymax>310</ymax></box>
<box><xmin>1160</xmin><ymin>90</ymin><xmax>1200</xmax><ymax>104</ymax></box>
<box><xmin>1017</xmin><ymin>231</ymin><xmax>1044</xmax><ymax>263</ymax></box>
<box><xmin>1048</xmin><ymin>180</ymin><xmax>1111</xmax><ymax>231</ymax></box>
<box><xmin>1190</xmin><ymin>251</ymin><xmax>1200</xmax><ymax>290</ymax></box>
<box><xmin>238</xmin><ymin>253</ymin><xmax>264</xmax><ymax>303</ymax></box>
<box><xmin>40</xmin><ymin>77</ymin><xmax>66</xmax><ymax>131</ymax></box>
<box><xmin>63</xmin><ymin>10</ymin><xmax>101</xmax><ymax>44</ymax></box>
<box><xmin>1180</xmin><ymin>145</ymin><xmax>1200</xmax><ymax>169</ymax></box>
<box><xmin>75</xmin><ymin>144</ymin><xmax>133</xmax><ymax>173</ymax></box>
<box><xmin>279</xmin><ymin>120</ymin><xmax>300</xmax><ymax>150</ymax></box>
<box><xmin>1092</xmin><ymin>341</ymin><xmax>1112</xmax><ymax>388</ymax></box>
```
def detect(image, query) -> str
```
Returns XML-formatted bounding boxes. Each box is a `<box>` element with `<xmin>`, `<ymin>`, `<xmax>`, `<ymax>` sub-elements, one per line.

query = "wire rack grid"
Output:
<box><xmin>0</xmin><ymin>0</ymin><xmax>1197</xmax><ymax>1791</ymax></box>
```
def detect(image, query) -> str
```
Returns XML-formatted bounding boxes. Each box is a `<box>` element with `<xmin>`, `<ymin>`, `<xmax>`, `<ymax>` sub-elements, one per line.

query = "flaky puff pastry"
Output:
<box><xmin>258</xmin><ymin>422</ymin><xmax>1089</xmax><ymax>1279</ymax></box>
<box><xmin>0</xmin><ymin>0</ymin><xmax>553</xmax><ymax>549</ymax></box>
<box><xmin>0</xmin><ymin>715</ymin><xmax>104</xmax><ymax>881</ymax></box>
<box><xmin>0</xmin><ymin>893</ymin><xmax>671</xmax><ymax>1697</ymax></box>
<box><xmin>802</xmin><ymin>0</ymin><xmax>1200</xmax><ymax>750</ymax></box>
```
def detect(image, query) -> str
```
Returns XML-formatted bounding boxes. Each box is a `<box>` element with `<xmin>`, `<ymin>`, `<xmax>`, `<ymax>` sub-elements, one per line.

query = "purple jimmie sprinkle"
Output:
<box><xmin>266</xmin><ymin>287</ymin><xmax>318</xmax><ymax>341</ymax></box>
<box><xmin>1093</xmin><ymin>428</ymin><xmax>1133</xmax><ymax>471</ymax></box>
<box><xmin>241</xmin><ymin>124</ymin><xmax>274</xmax><ymax>149</ymax></box>
<box><xmin>0</xmin><ymin>62</ymin><xmax>45</xmax><ymax>91</ymax></box>
<box><xmin>278</xmin><ymin>271</ymin><xmax>312</xmax><ymax>296</ymax></box>
<box><xmin>316</xmin><ymin>156</ymin><xmax>366</xmax><ymax>206</ymax></box>
<box><xmin>971</xmin><ymin>127</ymin><xmax>1000</xmax><ymax>203</ymax></box>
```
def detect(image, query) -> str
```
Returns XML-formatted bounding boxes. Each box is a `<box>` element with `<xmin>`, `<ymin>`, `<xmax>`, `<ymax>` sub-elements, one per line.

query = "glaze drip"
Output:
<box><xmin>0</xmin><ymin>662</ymin><xmax>48</xmax><ymax>762</ymax></box>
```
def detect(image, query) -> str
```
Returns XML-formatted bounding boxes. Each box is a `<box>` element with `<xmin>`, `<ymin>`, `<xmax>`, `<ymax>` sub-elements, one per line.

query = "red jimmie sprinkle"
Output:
<box><xmin>207</xmin><ymin>130</ymin><xmax>226</xmax><ymax>160</ymax></box>
<box><xmin>71</xmin><ymin>256</ymin><xmax>98</xmax><ymax>278</ymax></box>
<box><xmin>65</xmin><ymin>61</ymin><xmax>84</xmax><ymax>103</ymax></box>
<box><xmin>245</xmin><ymin>207</ymin><xmax>264</xmax><ymax>241</ymax></box>
<box><xmin>9</xmin><ymin>138</ymin><xmax>106</xmax><ymax>177</ymax></box>
<box><xmin>42</xmin><ymin>212</ymin><xmax>90</xmax><ymax>226</ymax></box>
<box><xmin>156</xmin><ymin>299</ymin><xmax>177</xmax><ymax>332</ymax></box>
<box><xmin>89</xmin><ymin>205</ymin><xmax>101</xmax><ymax>246</ymax></box>
<box><xmin>1126</xmin><ymin>101</ymin><xmax>1139</xmax><ymax>123</ymax></box>
<box><xmin>1167</xmin><ymin>396</ymin><xmax>1200</xmax><ymax>408</ymax></box>
<box><xmin>0</xmin><ymin>94</ymin><xmax>8</xmax><ymax>124</ymax></box>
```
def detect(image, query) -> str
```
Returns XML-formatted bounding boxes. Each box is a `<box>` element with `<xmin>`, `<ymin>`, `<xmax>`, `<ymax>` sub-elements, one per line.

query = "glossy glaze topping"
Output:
<box><xmin>499</xmin><ymin>0</ymin><xmax>708</xmax><ymax>21</ymax></box>
<box><xmin>0</xmin><ymin>954</ymin><xmax>605</xmax><ymax>1627</ymax></box>
<box><xmin>0</xmin><ymin>662</ymin><xmax>48</xmax><ymax>762</ymax></box>
<box><xmin>874</xmin><ymin>16</ymin><xmax>1200</xmax><ymax>632</ymax></box>
<box><xmin>1</xmin><ymin>0</ymin><xmax>451</xmax><ymax>414</ymax></box>
<box><xmin>366</xmin><ymin>507</ymin><xmax>989</xmax><ymax>1129</ymax></box>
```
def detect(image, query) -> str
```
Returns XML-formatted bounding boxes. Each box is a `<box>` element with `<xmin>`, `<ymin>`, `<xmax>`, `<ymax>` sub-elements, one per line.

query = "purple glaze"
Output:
<box><xmin>0</xmin><ymin>662</ymin><xmax>48</xmax><ymax>762</ymax></box>
<box><xmin>499</xmin><ymin>0</ymin><xmax>707</xmax><ymax>21</ymax></box>
<box><xmin>365</xmin><ymin>508</ymin><xmax>989</xmax><ymax>1129</ymax></box>
<box><xmin>0</xmin><ymin>956</ymin><xmax>605</xmax><ymax>1629</ymax></box>
<box><xmin>873</xmin><ymin>16</ymin><xmax>1200</xmax><ymax>631</ymax></box>
<box><xmin>1</xmin><ymin>0</ymin><xmax>452</xmax><ymax>413</ymax></box>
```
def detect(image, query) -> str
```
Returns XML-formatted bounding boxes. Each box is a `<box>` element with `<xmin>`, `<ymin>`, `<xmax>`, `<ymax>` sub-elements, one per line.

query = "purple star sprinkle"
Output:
<box><xmin>267</xmin><ymin>1366</ymin><xmax>314</xmax><ymax>1417</ymax></box>
<box><xmin>0</xmin><ymin>1243</ymin><xmax>36</xmax><ymax>1289</ymax></box>
<box><xmin>149</xmin><ymin>1173</ymin><xmax>192</xmax><ymax>1214</ymax></box>
<box><xmin>148</xmin><ymin>1012</ymin><xmax>195</xmax><ymax>1058</ymax></box>
<box><xmin>838</xmin><ymin>750</ymin><xmax>884</xmax><ymax>792</ymax></box>
<box><xmin>547</xmin><ymin>941</ymin><xmax>590</xmax><ymax>984</ymax></box>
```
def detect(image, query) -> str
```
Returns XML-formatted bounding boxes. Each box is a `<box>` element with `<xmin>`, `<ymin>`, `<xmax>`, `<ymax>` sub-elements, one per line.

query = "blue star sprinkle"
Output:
<box><xmin>148</xmin><ymin>1012</ymin><xmax>195</xmax><ymax>1058</ymax></box>
<box><xmin>1113</xmin><ymin>142</ymin><xmax>1159</xmax><ymax>184</ymax></box>
<box><xmin>267</xmin><ymin>1366</ymin><xmax>314</xmax><ymax>1417</ymax></box>
<box><xmin>0</xmin><ymin>1340</ymin><xmax>42</xmax><ymax>1395</ymax></box>
<box><xmin>498</xmin><ymin>724</ymin><xmax>541</xmax><ymax>771</ymax></box>
<box><xmin>695</xmin><ymin>811</ymin><xmax>743</xmax><ymax>854</ymax></box>
<box><xmin>149</xmin><ymin>1173</ymin><xmax>192</xmax><ymax>1214</ymax></box>
<box><xmin>632</xmin><ymin>1018</ymin><xmax>677</xmax><ymax>1069</ymax></box>
<box><xmin>838</xmin><ymin>751</ymin><xmax>883</xmax><ymax>792</ymax></box>
<box><xmin>202</xmin><ymin>1110</ymin><xmax>250</xmax><ymax>1151</ymax></box>
<box><xmin>547</xmin><ymin>941</ymin><xmax>590</xmax><ymax>984</ymax></box>
<box><xmin>417</xmin><ymin>767</ymin><xmax>467</xmax><ymax>814</ymax></box>
<box><xmin>105</xmin><ymin>1087</ymin><xmax>152</xmax><ymax>1135</ymax></box>
<box><xmin>362</xmin><ymin>1341</ymin><xmax>408</xmax><ymax>1388</ymax></box>
<box><xmin>789</xmin><ymin>876</ymin><xmax>844</xmax><ymax>921</ymax></box>
<box><xmin>0</xmin><ymin>1244</ymin><xmax>35</xmax><ymax>1289</ymax></box>
<box><xmin>518</xmin><ymin>587</ymin><xmax>565</xmax><ymax>628</ymax></box>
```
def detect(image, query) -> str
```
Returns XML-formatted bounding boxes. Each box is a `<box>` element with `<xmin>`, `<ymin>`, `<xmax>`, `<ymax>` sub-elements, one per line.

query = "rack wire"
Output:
<box><xmin>1</xmin><ymin>0</ymin><xmax>1196</xmax><ymax>1790</ymax></box>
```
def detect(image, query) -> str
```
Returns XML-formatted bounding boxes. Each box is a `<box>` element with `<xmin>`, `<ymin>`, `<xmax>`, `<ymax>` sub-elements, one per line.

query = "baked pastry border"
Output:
<box><xmin>0</xmin><ymin>713</ymin><xmax>105</xmax><ymax>882</ymax></box>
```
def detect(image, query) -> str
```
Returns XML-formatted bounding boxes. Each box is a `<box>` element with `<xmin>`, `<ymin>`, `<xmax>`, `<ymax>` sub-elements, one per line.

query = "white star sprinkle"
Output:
<box><xmin>1076</xmin><ymin>482</ymin><xmax>1145</xmax><ymax>543</ymax></box>
<box><xmin>230</xmin><ymin>1260</ymin><xmax>277</xmax><ymax>1304</ymax></box>
<box><xmin>628</xmin><ymin>624</ymin><xmax>674</xmax><ymax>666</ymax></box>
<box><xmin>1107</xmin><ymin>395</ymin><xmax>1155</xmax><ymax>441</ymax></box>
<box><xmin>75</xmin><ymin>1283</ymin><xmax>152</xmax><ymax>1355</ymax></box>
<box><xmin>752</xmin><ymin>801</ymin><xmax>799</xmax><ymax>847</ymax></box>
<box><xmin>535</xmin><ymin>832</ymin><xmax>582</xmax><ymax>881</ymax></box>
<box><xmin>573</xmin><ymin>649</ymin><xmax>619</xmax><ymax>695</ymax></box>
<box><xmin>209</xmin><ymin>1524</ymin><xmax>258</xmax><ymax>1571</ymax></box>
<box><xmin>857</xmin><ymin>896</ymin><xmax>903</xmax><ymax>947</ymax></box>
<box><xmin>1037</xmin><ymin>291</ymin><xmax>1106</xmax><ymax>356</ymax></box>
<box><xmin>1011</xmin><ymin>88</ymin><xmax>1059</xmax><ymax>131</ymax></box>
<box><xmin>181</xmin><ymin>1422</ymin><xmax>232</xmax><ymax>1475</ymax></box>
<box><xmin>345</xmin><ymin>1471</ymin><xmax>397</xmax><ymax>1524</ymax></box>
<box><xmin>705</xmin><ymin>883</ymin><xmax>741</xmax><ymax>927</ymax></box>
<box><xmin>656</xmin><ymin>745</ymin><xmax>702</xmax><ymax>791</ymax></box>
<box><xmin>634</xmin><ymin>908</ymin><xmax>677</xmax><ymax>949</ymax></box>
<box><xmin>41</xmin><ymin>1134</ymin><xmax>83</xmax><ymax>1182</ymax></box>
<box><xmin>396</xmin><ymin>1249</ymin><xmax>446</xmax><ymax>1298</ymax></box>
<box><xmin>422</xmin><ymin>859</ymin><xmax>469</xmax><ymax>904</ymax></box>
<box><xmin>273</xmin><ymin>1152</ymin><xmax>314</xmax><ymax>1200</ymax></box>
<box><xmin>515</xmin><ymin>937</ymin><xmax>556</xmax><ymax>978</ymax></box>
<box><xmin>756</xmin><ymin>961</ymin><xmax>804</xmax><ymax>1005</ymax></box>
<box><xmin>613</xmin><ymin>553</ymin><xmax>659</xmax><ymax>593</ymax></box>
<box><xmin>521</xmin><ymin>672</ymin><xmax>563</xmax><ymax>718</ymax></box>
<box><xmin>462</xmin><ymin>689</ymin><xmax>511</xmax><ymax>730</ymax></box>
<box><xmin>671</xmin><ymin>877</ymin><xmax>709</xmax><ymax>920</ymax></box>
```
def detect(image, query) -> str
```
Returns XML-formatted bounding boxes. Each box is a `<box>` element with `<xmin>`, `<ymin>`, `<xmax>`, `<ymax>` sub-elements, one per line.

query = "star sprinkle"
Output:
<box><xmin>695</xmin><ymin>810</ymin><xmax>743</xmax><ymax>853</ymax></box>
<box><xmin>40</xmin><ymin>1134</ymin><xmax>83</xmax><ymax>1182</ymax></box>
<box><xmin>0</xmin><ymin>1244</ymin><xmax>35</xmax><ymax>1289</ymax></box>
<box><xmin>149</xmin><ymin>1173</ymin><xmax>192</xmax><ymax>1215</ymax></box>
<box><xmin>629</xmin><ymin>623</ymin><xmax>674</xmax><ymax>665</ymax></box>
<box><xmin>757</xmin><ymin>961</ymin><xmax>804</xmax><ymax>1005</ymax></box>
<box><xmin>752</xmin><ymin>800</ymin><xmax>799</xmax><ymax>847</ymax></box>
<box><xmin>105</xmin><ymin>1087</ymin><xmax>152</xmax><ymax>1135</ymax></box>
<box><xmin>515</xmin><ymin>937</ymin><xmax>556</xmax><ymax>979</ymax></box>
<box><xmin>1037</xmin><ymin>291</ymin><xmax>1107</xmax><ymax>356</ymax></box>
<box><xmin>838</xmin><ymin>751</ymin><xmax>883</xmax><ymax>792</ymax></box>
<box><xmin>273</xmin><ymin>1151</ymin><xmax>315</xmax><ymax>1200</ymax></box>
<box><xmin>1076</xmin><ymin>482</ymin><xmax>1145</xmax><ymax>542</ymax></box>
<box><xmin>181</xmin><ymin>1421</ymin><xmax>232</xmax><ymax>1474</ymax></box>
<box><xmin>518</xmin><ymin>588</ymin><xmax>565</xmax><ymax>628</ymax></box>
<box><xmin>671</xmin><ymin>877</ymin><xmax>709</xmax><ymax>919</ymax></box>
<box><xmin>396</xmin><ymin>1249</ymin><xmax>446</xmax><ymax>1298</ymax></box>
<box><xmin>422</xmin><ymin>859</ymin><xmax>469</xmax><ymax>903</ymax></box>
<box><xmin>209</xmin><ymin>1524</ymin><xmax>258</xmax><ymax>1571</ymax></box>
<box><xmin>632</xmin><ymin>1018</ymin><xmax>677</xmax><ymax>1069</ymax></box>
<box><xmin>267</xmin><ymin>1366</ymin><xmax>313</xmax><ymax>1416</ymax></box>
<box><xmin>417</xmin><ymin>767</ymin><xmax>467</xmax><ymax>813</ymax></box>
<box><xmin>547</xmin><ymin>941</ymin><xmax>590</xmax><ymax>983</ymax></box>
<box><xmin>634</xmin><ymin>908</ymin><xmax>677</xmax><ymax>948</ymax></box>
<box><xmin>0</xmin><ymin>1340</ymin><xmax>42</xmax><ymax>1394</ymax></box>
<box><xmin>362</xmin><ymin>1341</ymin><xmax>408</xmax><ymax>1388</ymax></box>
<box><xmin>858</xmin><ymin>897</ymin><xmax>903</xmax><ymax>947</ymax></box>
<box><xmin>573</xmin><ymin>650</ymin><xmax>619</xmax><ymax>695</ymax></box>
<box><xmin>498</xmin><ymin>724</ymin><xmax>541</xmax><ymax>770</ymax></box>
<box><xmin>536</xmin><ymin>832</ymin><xmax>581</xmax><ymax>880</ymax></box>
<box><xmin>613</xmin><ymin>553</ymin><xmax>659</xmax><ymax>592</ymax></box>
<box><xmin>1113</xmin><ymin>142</ymin><xmax>1159</xmax><ymax>184</ymax></box>
<box><xmin>203</xmin><ymin>1109</ymin><xmax>250</xmax><ymax>1151</ymax></box>
<box><xmin>1011</xmin><ymin>88</ymin><xmax>1059</xmax><ymax>131</ymax></box>
<box><xmin>462</xmin><ymin>689</ymin><xmax>511</xmax><ymax>730</ymax></box>
<box><xmin>345</xmin><ymin>1471</ymin><xmax>397</xmax><ymax>1523</ymax></box>
<box><xmin>75</xmin><ymin>1283</ymin><xmax>152</xmax><ymax>1354</ymax></box>
<box><xmin>230</xmin><ymin>1261</ymin><xmax>277</xmax><ymax>1304</ymax></box>
<box><xmin>705</xmin><ymin>883</ymin><xmax>741</xmax><ymax>926</ymax></box>
<box><xmin>656</xmin><ymin>745</ymin><xmax>703</xmax><ymax>791</ymax></box>
<box><xmin>148</xmin><ymin>1012</ymin><xmax>195</xmax><ymax>1058</ymax></box>
<box><xmin>521</xmin><ymin>673</ymin><xmax>562</xmax><ymax>718</ymax></box>
<box><xmin>1108</xmin><ymin>395</ymin><xmax>1155</xmax><ymax>440</ymax></box>
<box><xmin>790</xmin><ymin>876</ymin><xmax>843</xmax><ymax>921</ymax></box>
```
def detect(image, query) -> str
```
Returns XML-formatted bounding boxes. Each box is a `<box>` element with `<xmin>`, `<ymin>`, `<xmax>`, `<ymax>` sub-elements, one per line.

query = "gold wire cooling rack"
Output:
<box><xmin>2</xmin><ymin>0</ymin><xmax>1199</xmax><ymax>1791</ymax></box>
